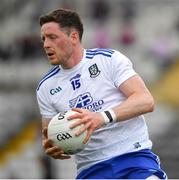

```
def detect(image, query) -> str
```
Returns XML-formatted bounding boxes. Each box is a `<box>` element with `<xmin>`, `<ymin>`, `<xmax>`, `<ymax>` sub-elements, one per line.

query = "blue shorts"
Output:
<box><xmin>76</xmin><ymin>149</ymin><xmax>167</xmax><ymax>179</ymax></box>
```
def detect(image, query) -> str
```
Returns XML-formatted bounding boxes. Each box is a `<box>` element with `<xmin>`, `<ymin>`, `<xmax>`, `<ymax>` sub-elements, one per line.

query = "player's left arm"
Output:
<box><xmin>69</xmin><ymin>74</ymin><xmax>154</xmax><ymax>143</ymax></box>
<box><xmin>113</xmin><ymin>74</ymin><xmax>155</xmax><ymax>121</ymax></box>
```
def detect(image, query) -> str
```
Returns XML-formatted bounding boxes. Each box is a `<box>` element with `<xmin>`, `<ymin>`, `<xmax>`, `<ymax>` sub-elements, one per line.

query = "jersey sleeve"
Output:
<box><xmin>36</xmin><ymin>88</ymin><xmax>58</xmax><ymax>119</ymax></box>
<box><xmin>111</xmin><ymin>51</ymin><xmax>137</xmax><ymax>88</ymax></box>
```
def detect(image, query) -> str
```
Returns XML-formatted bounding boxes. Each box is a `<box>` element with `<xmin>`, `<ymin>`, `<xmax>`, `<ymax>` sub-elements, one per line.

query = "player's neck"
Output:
<box><xmin>61</xmin><ymin>44</ymin><xmax>84</xmax><ymax>69</ymax></box>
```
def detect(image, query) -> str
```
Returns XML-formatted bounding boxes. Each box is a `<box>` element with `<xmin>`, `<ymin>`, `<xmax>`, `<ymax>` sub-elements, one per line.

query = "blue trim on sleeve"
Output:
<box><xmin>86</xmin><ymin>48</ymin><xmax>114</xmax><ymax>59</ymax></box>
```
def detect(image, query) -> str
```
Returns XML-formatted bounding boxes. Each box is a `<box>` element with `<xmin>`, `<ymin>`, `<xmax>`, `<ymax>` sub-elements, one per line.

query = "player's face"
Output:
<box><xmin>41</xmin><ymin>22</ymin><xmax>73</xmax><ymax>65</ymax></box>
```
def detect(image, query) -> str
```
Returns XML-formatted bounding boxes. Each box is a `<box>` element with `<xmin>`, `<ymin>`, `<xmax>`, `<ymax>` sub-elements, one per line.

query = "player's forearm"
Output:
<box><xmin>112</xmin><ymin>92</ymin><xmax>154</xmax><ymax>122</ymax></box>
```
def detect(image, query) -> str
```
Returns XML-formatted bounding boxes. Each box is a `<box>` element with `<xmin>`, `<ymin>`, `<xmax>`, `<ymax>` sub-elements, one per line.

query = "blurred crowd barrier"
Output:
<box><xmin>0</xmin><ymin>0</ymin><xmax>179</xmax><ymax>178</ymax></box>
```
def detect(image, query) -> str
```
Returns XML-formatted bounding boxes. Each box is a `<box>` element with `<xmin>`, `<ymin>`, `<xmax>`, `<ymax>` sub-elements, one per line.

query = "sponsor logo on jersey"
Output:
<box><xmin>50</xmin><ymin>86</ymin><xmax>62</xmax><ymax>95</ymax></box>
<box><xmin>69</xmin><ymin>92</ymin><xmax>104</xmax><ymax>112</ymax></box>
<box><xmin>88</xmin><ymin>64</ymin><xmax>101</xmax><ymax>78</ymax></box>
<box><xmin>70</xmin><ymin>74</ymin><xmax>81</xmax><ymax>90</ymax></box>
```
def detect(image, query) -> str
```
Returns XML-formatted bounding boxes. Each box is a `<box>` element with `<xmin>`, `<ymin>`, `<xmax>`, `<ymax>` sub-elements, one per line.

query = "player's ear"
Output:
<box><xmin>70</xmin><ymin>31</ymin><xmax>79</xmax><ymax>44</ymax></box>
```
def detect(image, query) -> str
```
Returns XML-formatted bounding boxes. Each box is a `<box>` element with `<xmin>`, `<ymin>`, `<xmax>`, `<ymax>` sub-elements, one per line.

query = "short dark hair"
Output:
<box><xmin>39</xmin><ymin>8</ymin><xmax>84</xmax><ymax>41</ymax></box>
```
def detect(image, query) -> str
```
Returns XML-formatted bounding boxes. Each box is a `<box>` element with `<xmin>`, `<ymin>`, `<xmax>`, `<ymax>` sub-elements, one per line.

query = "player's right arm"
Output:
<box><xmin>42</xmin><ymin>117</ymin><xmax>71</xmax><ymax>160</ymax></box>
<box><xmin>36</xmin><ymin>80</ymin><xmax>71</xmax><ymax>159</ymax></box>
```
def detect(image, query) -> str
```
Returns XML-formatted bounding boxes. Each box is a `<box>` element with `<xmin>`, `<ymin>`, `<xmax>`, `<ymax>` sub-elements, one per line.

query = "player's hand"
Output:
<box><xmin>42</xmin><ymin>127</ymin><xmax>71</xmax><ymax>159</ymax></box>
<box><xmin>68</xmin><ymin>108</ymin><xmax>105</xmax><ymax>144</ymax></box>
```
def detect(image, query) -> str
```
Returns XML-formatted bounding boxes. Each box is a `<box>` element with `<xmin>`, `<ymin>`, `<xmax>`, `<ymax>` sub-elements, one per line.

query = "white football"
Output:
<box><xmin>47</xmin><ymin>110</ymin><xmax>87</xmax><ymax>155</ymax></box>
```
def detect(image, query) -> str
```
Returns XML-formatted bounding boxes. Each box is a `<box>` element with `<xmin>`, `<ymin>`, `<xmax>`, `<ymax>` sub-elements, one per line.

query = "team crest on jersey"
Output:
<box><xmin>88</xmin><ymin>63</ymin><xmax>101</xmax><ymax>78</ymax></box>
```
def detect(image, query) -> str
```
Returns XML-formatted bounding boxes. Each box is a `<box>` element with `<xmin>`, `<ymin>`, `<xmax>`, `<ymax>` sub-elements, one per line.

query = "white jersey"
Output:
<box><xmin>36</xmin><ymin>48</ymin><xmax>152</xmax><ymax>173</ymax></box>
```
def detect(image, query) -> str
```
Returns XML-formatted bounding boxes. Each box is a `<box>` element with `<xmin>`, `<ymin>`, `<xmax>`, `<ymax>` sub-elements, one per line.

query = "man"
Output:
<box><xmin>36</xmin><ymin>8</ymin><xmax>167</xmax><ymax>179</ymax></box>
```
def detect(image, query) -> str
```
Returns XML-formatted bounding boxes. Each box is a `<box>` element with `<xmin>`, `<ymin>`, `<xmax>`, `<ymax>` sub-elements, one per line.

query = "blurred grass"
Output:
<box><xmin>152</xmin><ymin>60</ymin><xmax>179</xmax><ymax>109</ymax></box>
<box><xmin>0</xmin><ymin>121</ymin><xmax>38</xmax><ymax>167</ymax></box>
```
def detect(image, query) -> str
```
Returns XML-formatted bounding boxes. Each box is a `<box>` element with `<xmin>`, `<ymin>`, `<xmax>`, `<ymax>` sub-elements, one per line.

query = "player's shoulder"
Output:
<box><xmin>85</xmin><ymin>48</ymin><xmax>116</xmax><ymax>59</ymax></box>
<box><xmin>36</xmin><ymin>65</ymin><xmax>60</xmax><ymax>91</ymax></box>
<box><xmin>85</xmin><ymin>48</ymin><xmax>127</xmax><ymax>61</ymax></box>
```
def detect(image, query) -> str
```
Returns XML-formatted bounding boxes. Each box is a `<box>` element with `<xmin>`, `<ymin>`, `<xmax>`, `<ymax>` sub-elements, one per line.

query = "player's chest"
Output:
<box><xmin>51</xmin><ymin>63</ymin><xmax>104</xmax><ymax>94</ymax></box>
<box><xmin>49</xmin><ymin>63</ymin><xmax>109</xmax><ymax>111</ymax></box>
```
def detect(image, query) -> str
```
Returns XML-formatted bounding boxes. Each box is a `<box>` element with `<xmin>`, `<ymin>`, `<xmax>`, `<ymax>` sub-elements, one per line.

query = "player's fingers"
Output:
<box><xmin>83</xmin><ymin>128</ymin><xmax>93</xmax><ymax>144</ymax></box>
<box><xmin>56</xmin><ymin>155</ymin><xmax>71</xmax><ymax>160</ymax></box>
<box><xmin>43</xmin><ymin>139</ymin><xmax>53</xmax><ymax>149</ymax></box>
<box><xmin>69</xmin><ymin>116</ymin><xmax>90</xmax><ymax>129</ymax></box>
<box><xmin>67</xmin><ymin>113</ymin><xmax>82</xmax><ymax>120</ymax></box>
<box><xmin>45</xmin><ymin>146</ymin><xmax>62</xmax><ymax>155</ymax></box>
<box><xmin>51</xmin><ymin>152</ymin><xmax>71</xmax><ymax>159</ymax></box>
<box><xmin>71</xmin><ymin>108</ymin><xmax>83</xmax><ymax>113</ymax></box>
<box><xmin>75</xmin><ymin>121</ymin><xmax>92</xmax><ymax>136</ymax></box>
<box><xmin>69</xmin><ymin>120</ymin><xmax>82</xmax><ymax>129</ymax></box>
<box><xmin>59</xmin><ymin>154</ymin><xmax>71</xmax><ymax>159</ymax></box>
<box><xmin>72</xmin><ymin>108</ymin><xmax>88</xmax><ymax>114</ymax></box>
<box><xmin>42</xmin><ymin>127</ymin><xmax>48</xmax><ymax>139</ymax></box>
